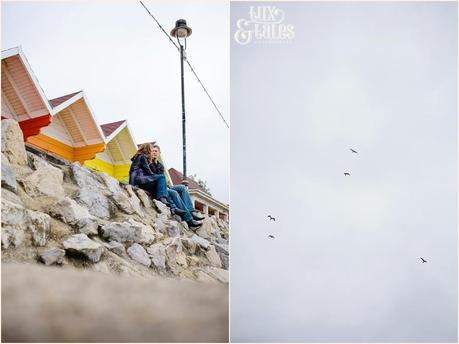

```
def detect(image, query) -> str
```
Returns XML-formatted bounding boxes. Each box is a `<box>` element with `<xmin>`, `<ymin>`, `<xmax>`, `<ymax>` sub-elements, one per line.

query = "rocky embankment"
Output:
<box><xmin>1</xmin><ymin>119</ymin><xmax>229</xmax><ymax>342</ymax></box>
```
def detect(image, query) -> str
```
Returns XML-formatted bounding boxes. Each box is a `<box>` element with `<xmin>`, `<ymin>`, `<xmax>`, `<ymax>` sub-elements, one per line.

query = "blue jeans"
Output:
<box><xmin>167</xmin><ymin>184</ymin><xmax>194</xmax><ymax>221</ymax></box>
<box><xmin>141</xmin><ymin>175</ymin><xmax>168</xmax><ymax>200</ymax></box>
<box><xmin>169</xmin><ymin>184</ymin><xmax>194</xmax><ymax>211</ymax></box>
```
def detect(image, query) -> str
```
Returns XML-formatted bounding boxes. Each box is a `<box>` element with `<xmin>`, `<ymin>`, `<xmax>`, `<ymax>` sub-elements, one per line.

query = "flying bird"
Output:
<box><xmin>344</xmin><ymin>172</ymin><xmax>351</xmax><ymax>176</ymax></box>
<box><xmin>268</xmin><ymin>235</ymin><xmax>275</xmax><ymax>239</ymax></box>
<box><xmin>268</xmin><ymin>215</ymin><xmax>276</xmax><ymax>221</ymax></box>
<box><xmin>420</xmin><ymin>257</ymin><xmax>427</xmax><ymax>263</ymax></box>
<box><xmin>350</xmin><ymin>148</ymin><xmax>358</xmax><ymax>154</ymax></box>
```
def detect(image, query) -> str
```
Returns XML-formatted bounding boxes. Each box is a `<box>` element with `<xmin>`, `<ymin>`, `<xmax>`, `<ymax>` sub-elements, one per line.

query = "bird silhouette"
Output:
<box><xmin>420</xmin><ymin>257</ymin><xmax>427</xmax><ymax>263</ymax></box>
<box><xmin>268</xmin><ymin>235</ymin><xmax>275</xmax><ymax>239</ymax></box>
<box><xmin>344</xmin><ymin>172</ymin><xmax>351</xmax><ymax>176</ymax></box>
<box><xmin>268</xmin><ymin>215</ymin><xmax>276</xmax><ymax>221</ymax></box>
<box><xmin>350</xmin><ymin>148</ymin><xmax>358</xmax><ymax>154</ymax></box>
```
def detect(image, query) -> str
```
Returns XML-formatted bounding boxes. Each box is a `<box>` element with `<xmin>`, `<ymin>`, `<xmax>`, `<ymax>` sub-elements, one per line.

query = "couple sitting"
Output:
<box><xmin>129</xmin><ymin>142</ymin><xmax>204</xmax><ymax>229</ymax></box>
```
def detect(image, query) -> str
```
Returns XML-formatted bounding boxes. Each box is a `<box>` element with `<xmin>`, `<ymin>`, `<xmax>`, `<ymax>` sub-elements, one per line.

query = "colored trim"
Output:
<box><xmin>27</xmin><ymin>133</ymin><xmax>73</xmax><ymax>161</ymax></box>
<box><xmin>74</xmin><ymin>143</ymin><xmax>106</xmax><ymax>163</ymax></box>
<box><xmin>17</xmin><ymin>114</ymin><xmax>52</xmax><ymax>139</ymax></box>
<box><xmin>84</xmin><ymin>158</ymin><xmax>114</xmax><ymax>176</ymax></box>
<box><xmin>1</xmin><ymin>114</ymin><xmax>52</xmax><ymax>140</ymax></box>
<box><xmin>27</xmin><ymin>133</ymin><xmax>105</xmax><ymax>163</ymax></box>
<box><xmin>84</xmin><ymin>159</ymin><xmax>131</xmax><ymax>183</ymax></box>
<box><xmin>114</xmin><ymin>164</ymin><xmax>130</xmax><ymax>183</ymax></box>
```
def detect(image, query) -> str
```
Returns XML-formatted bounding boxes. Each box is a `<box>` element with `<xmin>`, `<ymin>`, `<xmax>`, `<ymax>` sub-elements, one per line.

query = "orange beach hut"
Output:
<box><xmin>27</xmin><ymin>91</ymin><xmax>106</xmax><ymax>164</ymax></box>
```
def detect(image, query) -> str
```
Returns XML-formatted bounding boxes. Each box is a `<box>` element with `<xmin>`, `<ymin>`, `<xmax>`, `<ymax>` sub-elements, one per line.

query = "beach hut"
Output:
<box><xmin>27</xmin><ymin>91</ymin><xmax>106</xmax><ymax>164</ymax></box>
<box><xmin>84</xmin><ymin>120</ymin><xmax>137</xmax><ymax>182</ymax></box>
<box><xmin>1</xmin><ymin>46</ymin><xmax>53</xmax><ymax>139</ymax></box>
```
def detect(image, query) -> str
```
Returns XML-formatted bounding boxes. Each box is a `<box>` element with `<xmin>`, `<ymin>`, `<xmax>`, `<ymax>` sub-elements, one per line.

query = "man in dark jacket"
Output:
<box><xmin>150</xmin><ymin>145</ymin><xmax>205</xmax><ymax>225</ymax></box>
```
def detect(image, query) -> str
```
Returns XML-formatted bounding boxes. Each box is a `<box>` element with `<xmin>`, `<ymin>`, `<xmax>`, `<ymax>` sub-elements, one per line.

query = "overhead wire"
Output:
<box><xmin>139</xmin><ymin>1</ymin><xmax>229</xmax><ymax>129</ymax></box>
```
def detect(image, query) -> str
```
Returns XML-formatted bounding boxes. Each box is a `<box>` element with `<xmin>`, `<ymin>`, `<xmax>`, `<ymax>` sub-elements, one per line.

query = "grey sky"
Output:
<box><xmin>230</xmin><ymin>2</ymin><xmax>457</xmax><ymax>342</ymax></box>
<box><xmin>1</xmin><ymin>0</ymin><xmax>229</xmax><ymax>204</ymax></box>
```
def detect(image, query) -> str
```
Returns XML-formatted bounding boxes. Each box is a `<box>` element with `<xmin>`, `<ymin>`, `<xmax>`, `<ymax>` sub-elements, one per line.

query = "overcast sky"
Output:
<box><xmin>230</xmin><ymin>2</ymin><xmax>457</xmax><ymax>342</ymax></box>
<box><xmin>1</xmin><ymin>0</ymin><xmax>229</xmax><ymax>204</ymax></box>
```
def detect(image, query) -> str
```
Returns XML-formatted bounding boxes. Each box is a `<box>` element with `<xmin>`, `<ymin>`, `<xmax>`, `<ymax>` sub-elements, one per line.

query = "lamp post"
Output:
<box><xmin>170</xmin><ymin>19</ymin><xmax>192</xmax><ymax>185</ymax></box>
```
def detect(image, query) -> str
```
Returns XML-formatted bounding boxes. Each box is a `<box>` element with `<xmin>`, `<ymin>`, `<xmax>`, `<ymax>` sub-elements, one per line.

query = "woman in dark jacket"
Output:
<box><xmin>129</xmin><ymin>143</ymin><xmax>168</xmax><ymax>205</ymax></box>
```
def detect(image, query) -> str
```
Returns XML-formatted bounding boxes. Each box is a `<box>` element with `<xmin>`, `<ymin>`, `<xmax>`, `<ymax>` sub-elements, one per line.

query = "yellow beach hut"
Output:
<box><xmin>1</xmin><ymin>46</ymin><xmax>53</xmax><ymax>139</ymax></box>
<box><xmin>27</xmin><ymin>91</ymin><xmax>106</xmax><ymax>164</ymax></box>
<box><xmin>84</xmin><ymin>120</ymin><xmax>138</xmax><ymax>183</ymax></box>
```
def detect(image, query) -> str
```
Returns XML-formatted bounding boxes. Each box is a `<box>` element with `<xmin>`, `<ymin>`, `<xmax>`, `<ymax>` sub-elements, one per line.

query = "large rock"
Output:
<box><xmin>127</xmin><ymin>243</ymin><xmax>151</xmax><ymax>267</ymax></box>
<box><xmin>153</xmin><ymin>199</ymin><xmax>171</xmax><ymax>217</ymax></box>
<box><xmin>181</xmin><ymin>237</ymin><xmax>197</xmax><ymax>255</ymax></box>
<box><xmin>39</xmin><ymin>248</ymin><xmax>65</xmax><ymax>266</ymax></box>
<box><xmin>204</xmin><ymin>267</ymin><xmax>229</xmax><ymax>283</ymax></box>
<box><xmin>96</xmin><ymin>171</ymin><xmax>123</xmax><ymax>194</ymax></box>
<box><xmin>191</xmin><ymin>234</ymin><xmax>210</xmax><ymax>250</ymax></box>
<box><xmin>1</xmin><ymin>119</ymin><xmax>27</xmax><ymax>166</ymax></box>
<box><xmin>21</xmin><ymin>158</ymin><xmax>65</xmax><ymax>199</ymax></box>
<box><xmin>123</xmin><ymin>184</ymin><xmax>144</xmax><ymax>215</ymax></box>
<box><xmin>166</xmin><ymin>237</ymin><xmax>185</xmax><ymax>274</ymax></box>
<box><xmin>103</xmin><ymin>241</ymin><xmax>126</xmax><ymax>256</ymax></box>
<box><xmin>1</xmin><ymin>199</ymin><xmax>51</xmax><ymax>248</ymax></box>
<box><xmin>135</xmin><ymin>188</ymin><xmax>152</xmax><ymax>208</ymax></box>
<box><xmin>205</xmin><ymin>245</ymin><xmax>222</xmax><ymax>268</ymax></box>
<box><xmin>168</xmin><ymin>222</ymin><xmax>181</xmax><ymax>237</ymax></box>
<box><xmin>63</xmin><ymin>234</ymin><xmax>103</xmax><ymax>263</ymax></box>
<box><xmin>74</xmin><ymin>187</ymin><xmax>112</xmax><ymax>220</ymax></box>
<box><xmin>100</xmin><ymin>218</ymin><xmax>156</xmax><ymax>245</ymax></box>
<box><xmin>48</xmin><ymin>197</ymin><xmax>98</xmax><ymax>235</ymax></box>
<box><xmin>147</xmin><ymin>243</ymin><xmax>167</xmax><ymax>270</ymax></box>
<box><xmin>195</xmin><ymin>218</ymin><xmax>213</xmax><ymax>239</ymax></box>
<box><xmin>71</xmin><ymin>163</ymin><xmax>112</xmax><ymax>219</ymax></box>
<box><xmin>213</xmin><ymin>243</ymin><xmax>229</xmax><ymax>270</ymax></box>
<box><xmin>1</xmin><ymin>153</ymin><xmax>17</xmax><ymax>193</ymax></box>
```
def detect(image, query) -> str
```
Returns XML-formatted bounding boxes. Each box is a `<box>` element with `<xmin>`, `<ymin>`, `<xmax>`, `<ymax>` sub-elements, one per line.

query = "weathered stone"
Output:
<box><xmin>194</xmin><ymin>270</ymin><xmax>219</xmax><ymax>284</ymax></box>
<box><xmin>111</xmin><ymin>192</ymin><xmax>136</xmax><ymax>215</ymax></box>
<box><xmin>155</xmin><ymin>218</ymin><xmax>168</xmax><ymax>234</ymax></box>
<box><xmin>186</xmin><ymin>256</ymin><xmax>201</xmax><ymax>267</ymax></box>
<box><xmin>103</xmin><ymin>241</ymin><xmax>126</xmax><ymax>256</ymax></box>
<box><xmin>21</xmin><ymin>158</ymin><xmax>65</xmax><ymax>199</ymax></box>
<box><xmin>48</xmin><ymin>197</ymin><xmax>98</xmax><ymax>235</ymax></box>
<box><xmin>176</xmin><ymin>252</ymin><xmax>188</xmax><ymax>268</ymax></box>
<box><xmin>195</xmin><ymin>218</ymin><xmax>213</xmax><ymax>239</ymax></box>
<box><xmin>205</xmin><ymin>245</ymin><xmax>222</xmax><ymax>268</ymax></box>
<box><xmin>96</xmin><ymin>171</ymin><xmax>122</xmax><ymax>194</ymax></box>
<box><xmin>135</xmin><ymin>188</ymin><xmax>152</xmax><ymax>208</ymax></box>
<box><xmin>181</xmin><ymin>237</ymin><xmax>197</xmax><ymax>255</ymax></box>
<box><xmin>214</xmin><ymin>243</ymin><xmax>229</xmax><ymax>270</ymax></box>
<box><xmin>166</xmin><ymin>237</ymin><xmax>184</xmax><ymax>274</ymax></box>
<box><xmin>74</xmin><ymin>187</ymin><xmax>111</xmax><ymax>220</ymax></box>
<box><xmin>168</xmin><ymin>222</ymin><xmax>181</xmax><ymax>237</ymax></box>
<box><xmin>76</xmin><ymin>217</ymin><xmax>99</xmax><ymax>236</ymax></box>
<box><xmin>1</xmin><ymin>200</ymin><xmax>51</xmax><ymax>248</ymax></box>
<box><xmin>123</xmin><ymin>184</ymin><xmax>144</xmax><ymax>215</ymax></box>
<box><xmin>71</xmin><ymin>162</ymin><xmax>103</xmax><ymax>189</ymax></box>
<box><xmin>110</xmin><ymin>186</ymin><xmax>144</xmax><ymax>217</ymax></box>
<box><xmin>204</xmin><ymin>267</ymin><xmax>229</xmax><ymax>283</ymax></box>
<box><xmin>127</xmin><ymin>243</ymin><xmax>151</xmax><ymax>267</ymax></box>
<box><xmin>191</xmin><ymin>234</ymin><xmax>210</xmax><ymax>250</ymax></box>
<box><xmin>71</xmin><ymin>163</ymin><xmax>112</xmax><ymax>219</ymax></box>
<box><xmin>40</xmin><ymin>248</ymin><xmax>65</xmax><ymax>266</ymax></box>
<box><xmin>153</xmin><ymin>199</ymin><xmax>171</xmax><ymax>217</ymax></box>
<box><xmin>1</xmin><ymin>119</ymin><xmax>27</xmax><ymax>166</ymax></box>
<box><xmin>63</xmin><ymin>234</ymin><xmax>103</xmax><ymax>263</ymax></box>
<box><xmin>100</xmin><ymin>218</ymin><xmax>155</xmax><ymax>245</ymax></box>
<box><xmin>147</xmin><ymin>243</ymin><xmax>166</xmax><ymax>270</ymax></box>
<box><xmin>1</xmin><ymin>153</ymin><xmax>17</xmax><ymax>193</ymax></box>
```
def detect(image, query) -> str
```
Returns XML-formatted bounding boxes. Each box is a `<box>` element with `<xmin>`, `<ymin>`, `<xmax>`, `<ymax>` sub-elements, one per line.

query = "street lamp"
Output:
<box><xmin>170</xmin><ymin>19</ymin><xmax>192</xmax><ymax>185</ymax></box>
